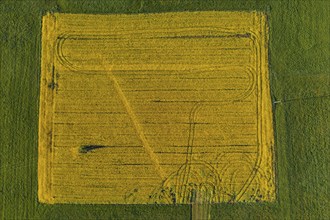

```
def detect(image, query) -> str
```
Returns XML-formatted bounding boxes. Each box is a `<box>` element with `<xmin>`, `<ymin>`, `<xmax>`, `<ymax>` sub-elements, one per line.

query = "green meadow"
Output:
<box><xmin>0</xmin><ymin>0</ymin><xmax>328</xmax><ymax>219</ymax></box>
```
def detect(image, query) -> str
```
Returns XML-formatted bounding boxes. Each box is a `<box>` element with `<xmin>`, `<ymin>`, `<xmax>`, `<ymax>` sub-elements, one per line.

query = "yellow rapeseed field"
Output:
<box><xmin>39</xmin><ymin>11</ymin><xmax>274</xmax><ymax>204</ymax></box>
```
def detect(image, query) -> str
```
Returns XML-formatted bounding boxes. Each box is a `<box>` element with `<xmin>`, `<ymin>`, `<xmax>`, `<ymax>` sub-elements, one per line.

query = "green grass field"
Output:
<box><xmin>1</xmin><ymin>0</ymin><xmax>329</xmax><ymax>219</ymax></box>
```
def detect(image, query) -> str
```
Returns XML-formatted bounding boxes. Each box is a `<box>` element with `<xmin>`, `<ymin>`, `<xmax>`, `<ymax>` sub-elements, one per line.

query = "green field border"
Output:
<box><xmin>1</xmin><ymin>0</ymin><xmax>329</xmax><ymax>219</ymax></box>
